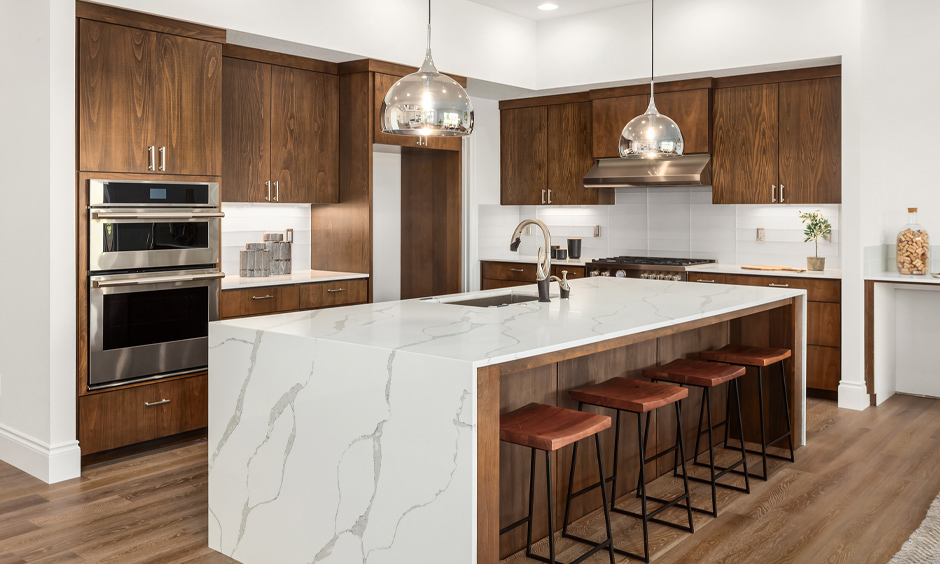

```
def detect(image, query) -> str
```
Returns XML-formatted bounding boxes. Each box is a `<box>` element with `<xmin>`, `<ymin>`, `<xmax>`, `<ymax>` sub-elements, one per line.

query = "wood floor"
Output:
<box><xmin>0</xmin><ymin>394</ymin><xmax>937</xmax><ymax>563</ymax></box>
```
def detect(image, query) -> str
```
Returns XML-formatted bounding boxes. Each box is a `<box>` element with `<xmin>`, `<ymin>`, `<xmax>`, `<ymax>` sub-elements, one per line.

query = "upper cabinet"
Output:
<box><xmin>500</xmin><ymin>98</ymin><xmax>612</xmax><ymax>205</ymax></box>
<box><xmin>79</xmin><ymin>20</ymin><xmax>221</xmax><ymax>176</ymax></box>
<box><xmin>590</xmin><ymin>86</ymin><xmax>712</xmax><ymax>158</ymax></box>
<box><xmin>222</xmin><ymin>56</ymin><xmax>339</xmax><ymax>204</ymax></box>
<box><xmin>712</xmin><ymin>76</ymin><xmax>841</xmax><ymax>205</ymax></box>
<box><xmin>372</xmin><ymin>72</ymin><xmax>461</xmax><ymax>151</ymax></box>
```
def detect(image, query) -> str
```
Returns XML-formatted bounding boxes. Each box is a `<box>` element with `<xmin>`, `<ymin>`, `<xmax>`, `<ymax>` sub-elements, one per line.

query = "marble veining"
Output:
<box><xmin>209</xmin><ymin>277</ymin><xmax>804</xmax><ymax>564</ymax></box>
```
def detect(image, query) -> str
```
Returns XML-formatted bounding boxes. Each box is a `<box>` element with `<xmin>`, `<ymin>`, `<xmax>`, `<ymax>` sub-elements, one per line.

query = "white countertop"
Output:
<box><xmin>865</xmin><ymin>271</ymin><xmax>940</xmax><ymax>285</ymax></box>
<box><xmin>214</xmin><ymin>276</ymin><xmax>805</xmax><ymax>367</ymax></box>
<box><xmin>687</xmin><ymin>263</ymin><xmax>842</xmax><ymax>280</ymax></box>
<box><xmin>480</xmin><ymin>252</ymin><xmax>595</xmax><ymax>267</ymax></box>
<box><xmin>221</xmin><ymin>269</ymin><xmax>368</xmax><ymax>290</ymax></box>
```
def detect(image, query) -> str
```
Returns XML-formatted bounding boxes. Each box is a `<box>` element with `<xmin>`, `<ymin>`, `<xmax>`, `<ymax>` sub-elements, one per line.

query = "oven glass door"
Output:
<box><xmin>89</xmin><ymin>211</ymin><xmax>220</xmax><ymax>271</ymax></box>
<box><xmin>88</xmin><ymin>270</ymin><xmax>221</xmax><ymax>389</ymax></box>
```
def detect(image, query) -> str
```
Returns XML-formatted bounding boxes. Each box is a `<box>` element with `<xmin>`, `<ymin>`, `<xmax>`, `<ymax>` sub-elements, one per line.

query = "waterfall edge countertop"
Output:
<box><xmin>221</xmin><ymin>269</ymin><xmax>369</xmax><ymax>290</ymax></box>
<box><xmin>207</xmin><ymin>277</ymin><xmax>806</xmax><ymax>564</ymax></box>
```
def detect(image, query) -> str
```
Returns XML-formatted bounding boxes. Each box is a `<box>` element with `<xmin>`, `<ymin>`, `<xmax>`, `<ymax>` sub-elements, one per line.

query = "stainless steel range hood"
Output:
<box><xmin>583</xmin><ymin>154</ymin><xmax>711</xmax><ymax>188</ymax></box>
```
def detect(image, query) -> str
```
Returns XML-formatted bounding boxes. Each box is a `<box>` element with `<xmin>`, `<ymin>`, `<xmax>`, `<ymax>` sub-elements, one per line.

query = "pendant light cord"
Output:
<box><xmin>426</xmin><ymin>0</ymin><xmax>432</xmax><ymax>54</ymax></box>
<box><xmin>650</xmin><ymin>0</ymin><xmax>655</xmax><ymax>97</ymax></box>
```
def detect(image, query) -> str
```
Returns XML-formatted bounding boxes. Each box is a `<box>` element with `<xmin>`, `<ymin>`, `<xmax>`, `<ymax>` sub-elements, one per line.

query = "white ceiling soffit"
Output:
<box><xmin>466</xmin><ymin>0</ymin><xmax>648</xmax><ymax>21</ymax></box>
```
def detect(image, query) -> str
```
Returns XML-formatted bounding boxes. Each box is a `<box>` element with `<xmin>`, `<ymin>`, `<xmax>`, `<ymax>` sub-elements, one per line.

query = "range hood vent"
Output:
<box><xmin>583</xmin><ymin>154</ymin><xmax>711</xmax><ymax>188</ymax></box>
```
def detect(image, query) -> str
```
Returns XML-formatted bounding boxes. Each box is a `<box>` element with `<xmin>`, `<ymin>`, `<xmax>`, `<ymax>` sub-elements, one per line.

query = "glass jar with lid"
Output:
<box><xmin>897</xmin><ymin>208</ymin><xmax>929</xmax><ymax>275</ymax></box>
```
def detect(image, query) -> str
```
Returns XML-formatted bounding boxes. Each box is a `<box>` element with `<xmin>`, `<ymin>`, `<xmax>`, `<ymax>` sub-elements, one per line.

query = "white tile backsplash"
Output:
<box><xmin>221</xmin><ymin>203</ymin><xmax>311</xmax><ymax>275</ymax></box>
<box><xmin>478</xmin><ymin>186</ymin><xmax>842</xmax><ymax>268</ymax></box>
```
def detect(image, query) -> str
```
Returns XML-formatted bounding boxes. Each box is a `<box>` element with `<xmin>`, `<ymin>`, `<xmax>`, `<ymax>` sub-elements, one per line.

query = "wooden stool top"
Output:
<box><xmin>699</xmin><ymin>344</ymin><xmax>792</xmax><ymax>367</ymax></box>
<box><xmin>500</xmin><ymin>403</ymin><xmax>611</xmax><ymax>451</ymax></box>
<box><xmin>568</xmin><ymin>377</ymin><xmax>689</xmax><ymax>413</ymax></box>
<box><xmin>643</xmin><ymin>358</ymin><xmax>745</xmax><ymax>388</ymax></box>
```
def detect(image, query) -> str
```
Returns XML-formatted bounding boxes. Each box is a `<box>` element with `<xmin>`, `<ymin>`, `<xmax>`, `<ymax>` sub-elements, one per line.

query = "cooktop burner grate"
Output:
<box><xmin>592</xmin><ymin>256</ymin><xmax>716</xmax><ymax>267</ymax></box>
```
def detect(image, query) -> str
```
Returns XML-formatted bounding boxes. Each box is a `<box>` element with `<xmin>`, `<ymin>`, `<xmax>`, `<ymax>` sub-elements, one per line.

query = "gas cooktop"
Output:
<box><xmin>591</xmin><ymin>256</ymin><xmax>716</xmax><ymax>267</ymax></box>
<box><xmin>588</xmin><ymin>256</ymin><xmax>717</xmax><ymax>281</ymax></box>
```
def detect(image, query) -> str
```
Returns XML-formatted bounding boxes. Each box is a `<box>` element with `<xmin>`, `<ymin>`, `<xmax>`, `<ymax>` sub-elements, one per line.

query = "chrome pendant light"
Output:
<box><xmin>619</xmin><ymin>0</ymin><xmax>683</xmax><ymax>158</ymax></box>
<box><xmin>380</xmin><ymin>0</ymin><xmax>474</xmax><ymax>137</ymax></box>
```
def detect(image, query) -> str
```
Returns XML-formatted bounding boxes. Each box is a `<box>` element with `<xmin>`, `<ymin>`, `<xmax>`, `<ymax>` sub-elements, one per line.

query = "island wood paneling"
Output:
<box><xmin>778</xmin><ymin>77</ymin><xmax>841</xmax><ymax>204</ymax></box>
<box><xmin>477</xmin><ymin>365</ymin><xmax>501</xmax><ymax>564</ymax></box>
<box><xmin>221</xmin><ymin>57</ymin><xmax>271</xmax><ymax>202</ymax></box>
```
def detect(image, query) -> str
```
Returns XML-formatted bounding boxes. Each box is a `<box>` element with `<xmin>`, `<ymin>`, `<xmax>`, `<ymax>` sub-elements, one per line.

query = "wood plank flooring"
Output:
<box><xmin>0</xmin><ymin>395</ymin><xmax>937</xmax><ymax>563</ymax></box>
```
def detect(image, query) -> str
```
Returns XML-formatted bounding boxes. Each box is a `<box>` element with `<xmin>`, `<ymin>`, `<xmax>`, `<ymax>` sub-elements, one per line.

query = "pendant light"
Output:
<box><xmin>619</xmin><ymin>0</ymin><xmax>683</xmax><ymax>158</ymax></box>
<box><xmin>380</xmin><ymin>0</ymin><xmax>474</xmax><ymax>137</ymax></box>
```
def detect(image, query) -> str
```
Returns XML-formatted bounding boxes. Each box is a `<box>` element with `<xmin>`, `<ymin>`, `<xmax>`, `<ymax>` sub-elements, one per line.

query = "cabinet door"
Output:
<box><xmin>222</xmin><ymin>58</ymin><xmax>271</xmax><ymax>202</ymax></box>
<box><xmin>155</xmin><ymin>34</ymin><xmax>222</xmax><ymax>176</ymax></box>
<box><xmin>373</xmin><ymin>72</ymin><xmax>461</xmax><ymax>151</ymax></box>
<box><xmin>547</xmin><ymin>102</ymin><xmax>599</xmax><ymax>205</ymax></box>
<box><xmin>591</xmin><ymin>94</ymin><xmax>648</xmax><ymax>158</ymax></box>
<box><xmin>79</xmin><ymin>20</ymin><xmax>158</xmax><ymax>173</ymax></box>
<box><xmin>778</xmin><ymin>78</ymin><xmax>841</xmax><ymax>204</ymax></box>
<box><xmin>654</xmin><ymin>89</ymin><xmax>711</xmax><ymax>154</ymax></box>
<box><xmin>712</xmin><ymin>84</ymin><xmax>778</xmax><ymax>204</ymax></box>
<box><xmin>270</xmin><ymin>66</ymin><xmax>340</xmax><ymax>204</ymax></box>
<box><xmin>500</xmin><ymin>106</ymin><xmax>547</xmax><ymax>205</ymax></box>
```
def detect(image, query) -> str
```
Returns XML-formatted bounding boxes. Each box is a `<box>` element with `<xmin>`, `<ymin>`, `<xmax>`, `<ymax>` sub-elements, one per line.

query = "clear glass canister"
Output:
<box><xmin>897</xmin><ymin>208</ymin><xmax>929</xmax><ymax>275</ymax></box>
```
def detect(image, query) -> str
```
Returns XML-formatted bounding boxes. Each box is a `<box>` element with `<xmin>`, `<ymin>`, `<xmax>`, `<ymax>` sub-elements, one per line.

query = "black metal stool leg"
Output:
<box><xmin>525</xmin><ymin>448</ymin><xmax>536</xmax><ymax>558</ymax></box>
<box><xmin>733</xmin><ymin>379</ymin><xmax>751</xmax><ymax>494</ymax></box>
<box><xmin>545</xmin><ymin>451</ymin><xmax>556</xmax><ymax>564</ymax></box>
<box><xmin>703</xmin><ymin>387</ymin><xmax>718</xmax><ymax>517</ymax></box>
<box><xmin>635</xmin><ymin>411</ymin><xmax>652</xmax><ymax>498</ymax></box>
<box><xmin>781</xmin><ymin>359</ymin><xmax>795</xmax><ymax>462</ymax></box>
<box><xmin>594</xmin><ymin>434</ymin><xmax>616</xmax><ymax>564</ymax></box>
<box><xmin>636</xmin><ymin>412</ymin><xmax>650</xmax><ymax>563</ymax></box>
<box><xmin>756</xmin><ymin>366</ymin><xmax>769</xmax><ymax>480</ymax></box>
<box><xmin>692</xmin><ymin>387</ymin><xmax>706</xmax><ymax>466</ymax></box>
<box><xmin>610</xmin><ymin>409</ymin><xmax>621</xmax><ymax>512</ymax></box>
<box><xmin>562</xmin><ymin>431</ymin><xmax>580</xmax><ymax>537</ymax></box>
<box><xmin>674</xmin><ymin>402</ymin><xmax>695</xmax><ymax>534</ymax></box>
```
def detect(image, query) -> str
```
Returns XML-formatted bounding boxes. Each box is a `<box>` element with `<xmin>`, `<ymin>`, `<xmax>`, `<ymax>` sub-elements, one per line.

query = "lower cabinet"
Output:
<box><xmin>220</xmin><ymin>278</ymin><xmax>369</xmax><ymax>320</ymax></box>
<box><xmin>79</xmin><ymin>373</ymin><xmax>208</xmax><ymax>455</ymax></box>
<box><xmin>480</xmin><ymin>261</ymin><xmax>586</xmax><ymax>291</ymax></box>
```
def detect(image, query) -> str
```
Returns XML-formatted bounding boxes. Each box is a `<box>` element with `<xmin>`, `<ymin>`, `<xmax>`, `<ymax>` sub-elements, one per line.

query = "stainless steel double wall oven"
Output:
<box><xmin>87</xmin><ymin>179</ymin><xmax>223</xmax><ymax>389</ymax></box>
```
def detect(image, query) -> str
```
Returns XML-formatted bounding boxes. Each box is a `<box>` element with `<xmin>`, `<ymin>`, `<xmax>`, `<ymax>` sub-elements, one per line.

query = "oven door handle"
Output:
<box><xmin>91</xmin><ymin>211</ymin><xmax>225</xmax><ymax>220</ymax></box>
<box><xmin>92</xmin><ymin>272</ymin><xmax>226</xmax><ymax>288</ymax></box>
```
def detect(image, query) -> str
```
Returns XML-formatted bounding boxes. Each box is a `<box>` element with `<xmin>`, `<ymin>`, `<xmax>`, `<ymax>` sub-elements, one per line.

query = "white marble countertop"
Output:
<box><xmin>687</xmin><ymin>263</ymin><xmax>843</xmax><ymax>280</ymax></box>
<box><xmin>865</xmin><ymin>271</ymin><xmax>940</xmax><ymax>285</ymax></box>
<box><xmin>221</xmin><ymin>269</ymin><xmax>369</xmax><ymax>290</ymax></box>
<box><xmin>214</xmin><ymin>276</ymin><xmax>805</xmax><ymax>368</ymax></box>
<box><xmin>479</xmin><ymin>252</ymin><xmax>595</xmax><ymax>267</ymax></box>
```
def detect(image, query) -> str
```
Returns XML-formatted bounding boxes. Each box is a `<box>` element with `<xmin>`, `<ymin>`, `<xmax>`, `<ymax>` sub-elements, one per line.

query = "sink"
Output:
<box><xmin>436</xmin><ymin>291</ymin><xmax>542</xmax><ymax>308</ymax></box>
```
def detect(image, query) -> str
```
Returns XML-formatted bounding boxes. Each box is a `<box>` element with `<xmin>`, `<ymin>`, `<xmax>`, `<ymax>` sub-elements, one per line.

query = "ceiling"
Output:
<box><xmin>467</xmin><ymin>0</ymin><xmax>648</xmax><ymax>21</ymax></box>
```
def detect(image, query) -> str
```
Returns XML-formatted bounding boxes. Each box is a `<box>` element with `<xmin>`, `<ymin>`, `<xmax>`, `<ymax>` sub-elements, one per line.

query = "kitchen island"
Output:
<box><xmin>208</xmin><ymin>277</ymin><xmax>806</xmax><ymax>564</ymax></box>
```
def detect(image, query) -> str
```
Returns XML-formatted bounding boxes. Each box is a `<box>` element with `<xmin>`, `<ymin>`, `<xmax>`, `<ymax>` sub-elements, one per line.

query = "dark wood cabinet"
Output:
<box><xmin>79</xmin><ymin>19</ymin><xmax>221</xmax><ymax>176</ymax></box>
<box><xmin>591</xmin><ymin>94</ymin><xmax>647</xmax><ymax>158</ymax></box>
<box><xmin>500</xmin><ymin>102</ymin><xmax>610</xmax><ymax>205</ymax></box>
<box><xmin>220</xmin><ymin>278</ymin><xmax>369</xmax><ymax>320</ymax></box>
<box><xmin>372</xmin><ymin>73</ymin><xmax>462</xmax><ymax>151</ymax></box>
<box><xmin>712</xmin><ymin>77</ymin><xmax>840</xmax><ymax>205</ymax></box>
<box><xmin>222</xmin><ymin>58</ymin><xmax>339</xmax><ymax>204</ymax></box>
<box><xmin>480</xmin><ymin>261</ymin><xmax>585</xmax><ymax>290</ymax></box>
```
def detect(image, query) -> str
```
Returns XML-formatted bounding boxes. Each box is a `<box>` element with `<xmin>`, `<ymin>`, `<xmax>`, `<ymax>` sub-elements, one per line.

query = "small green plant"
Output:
<box><xmin>799</xmin><ymin>210</ymin><xmax>832</xmax><ymax>258</ymax></box>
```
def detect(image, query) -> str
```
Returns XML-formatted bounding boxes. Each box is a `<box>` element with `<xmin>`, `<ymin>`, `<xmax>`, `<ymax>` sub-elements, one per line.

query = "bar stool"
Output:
<box><xmin>499</xmin><ymin>403</ymin><xmax>615</xmax><ymax>564</ymax></box>
<box><xmin>700</xmin><ymin>344</ymin><xmax>795</xmax><ymax>480</ymax></box>
<box><xmin>564</xmin><ymin>378</ymin><xmax>694</xmax><ymax>563</ymax></box>
<box><xmin>643</xmin><ymin>358</ymin><xmax>750</xmax><ymax>518</ymax></box>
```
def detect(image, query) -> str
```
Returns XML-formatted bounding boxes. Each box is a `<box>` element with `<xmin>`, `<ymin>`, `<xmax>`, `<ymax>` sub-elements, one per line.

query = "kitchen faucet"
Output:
<box><xmin>509</xmin><ymin>219</ymin><xmax>570</xmax><ymax>302</ymax></box>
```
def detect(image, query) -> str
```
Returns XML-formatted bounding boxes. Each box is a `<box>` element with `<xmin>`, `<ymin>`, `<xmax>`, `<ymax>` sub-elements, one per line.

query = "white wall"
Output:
<box><xmin>464</xmin><ymin>98</ymin><xmax>500</xmax><ymax>291</ymax></box>
<box><xmin>220</xmin><ymin>204</ymin><xmax>313</xmax><ymax>276</ymax></box>
<box><xmin>0</xmin><ymin>0</ymin><xmax>80</xmax><ymax>482</ymax></box>
<box><xmin>373</xmin><ymin>151</ymin><xmax>402</xmax><ymax>302</ymax></box>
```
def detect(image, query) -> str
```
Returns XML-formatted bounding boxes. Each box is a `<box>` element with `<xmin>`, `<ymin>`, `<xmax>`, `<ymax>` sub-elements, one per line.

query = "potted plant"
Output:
<box><xmin>799</xmin><ymin>210</ymin><xmax>832</xmax><ymax>271</ymax></box>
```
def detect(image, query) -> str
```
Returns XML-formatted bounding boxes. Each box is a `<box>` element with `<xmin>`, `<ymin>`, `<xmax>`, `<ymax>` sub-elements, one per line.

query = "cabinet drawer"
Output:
<box><xmin>221</xmin><ymin>285</ymin><xmax>300</xmax><ymax>319</ymax></box>
<box><xmin>482</xmin><ymin>278</ymin><xmax>531</xmax><ymax>291</ymax></box>
<box><xmin>808</xmin><ymin>302</ymin><xmax>841</xmax><ymax>347</ymax></box>
<box><xmin>688</xmin><ymin>272</ymin><xmax>727</xmax><ymax>284</ymax></box>
<box><xmin>79</xmin><ymin>374</ymin><xmax>208</xmax><ymax>454</ymax></box>
<box><xmin>724</xmin><ymin>274</ymin><xmax>841</xmax><ymax>303</ymax></box>
<box><xmin>807</xmin><ymin>345</ymin><xmax>840</xmax><ymax>391</ymax></box>
<box><xmin>551</xmin><ymin>265</ymin><xmax>585</xmax><ymax>280</ymax></box>
<box><xmin>299</xmin><ymin>279</ymin><xmax>368</xmax><ymax>310</ymax></box>
<box><xmin>482</xmin><ymin>261</ymin><xmax>537</xmax><ymax>282</ymax></box>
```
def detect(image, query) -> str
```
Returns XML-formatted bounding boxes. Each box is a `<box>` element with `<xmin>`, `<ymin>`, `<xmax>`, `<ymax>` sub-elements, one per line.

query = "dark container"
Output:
<box><xmin>550</xmin><ymin>245</ymin><xmax>561</xmax><ymax>259</ymax></box>
<box><xmin>567</xmin><ymin>238</ymin><xmax>582</xmax><ymax>259</ymax></box>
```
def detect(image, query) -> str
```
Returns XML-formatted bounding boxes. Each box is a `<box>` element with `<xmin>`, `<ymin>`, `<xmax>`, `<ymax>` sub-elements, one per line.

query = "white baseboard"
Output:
<box><xmin>0</xmin><ymin>423</ymin><xmax>80</xmax><ymax>483</ymax></box>
<box><xmin>837</xmin><ymin>381</ymin><xmax>871</xmax><ymax>411</ymax></box>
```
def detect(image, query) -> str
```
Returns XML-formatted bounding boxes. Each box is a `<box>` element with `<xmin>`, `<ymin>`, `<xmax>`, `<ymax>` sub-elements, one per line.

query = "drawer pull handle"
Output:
<box><xmin>145</xmin><ymin>399</ymin><xmax>171</xmax><ymax>407</ymax></box>
<box><xmin>327</xmin><ymin>288</ymin><xmax>346</xmax><ymax>293</ymax></box>
<box><xmin>252</xmin><ymin>294</ymin><xmax>274</xmax><ymax>300</ymax></box>
<box><xmin>696</xmin><ymin>279</ymin><xmax>716</xmax><ymax>283</ymax></box>
<box><xmin>509</xmin><ymin>268</ymin><xmax>525</xmax><ymax>272</ymax></box>
<box><xmin>769</xmin><ymin>283</ymin><xmax>790</xmax><ymax>288</ymax></box>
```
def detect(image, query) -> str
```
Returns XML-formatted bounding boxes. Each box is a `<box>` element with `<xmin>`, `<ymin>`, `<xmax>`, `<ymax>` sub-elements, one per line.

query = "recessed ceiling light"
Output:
<box><xmin>538</xmin><ymin>3</ymin><xmax>559</xmax><ymax>10</ymax></box>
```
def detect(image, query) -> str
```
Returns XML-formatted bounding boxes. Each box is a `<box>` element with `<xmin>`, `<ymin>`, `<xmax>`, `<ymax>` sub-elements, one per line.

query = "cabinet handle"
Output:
<box><xmin>327</xmin><ymin>288</ymin><xmax>346</xmax><ymax>293</ymax></box>
<box><xmin>771</xmin><ymin>184</ymin><xmax>777</xmax><ymax>203</ymax></box>
<box><xmin>696</xmin><ymin>279</ymin><xmax>716</xmax><ymax>283</ymax></box>
<box><xmin>251</xmin><ymin>294</ymin><xmax>274</xmax><ymax>300</ymax></box>
<box><xmin>274</xmin><ymin>181</ymin><xmax>279</xmax><ymax>202</ymax></box>
<box><xmin>769</xmin><ymin>283</ymin><xmax>789</xmax><ymax>288</ymax></box>
<box><xmin>145</xmin><ymin>399</ymin><xmax>170</xmax><ymax>407</ymax></box>
<box><xmin>509</xmin><ymin>268</ymin><xmax>525</xmax><ymax>272</ymax></box>
<box><xmin>780</xmin><ymin>184</ymin><xmax>785</xmax><ymax>203</ymax></box>
<box><xmin>265</xmin><ymin>180</ymin><xmax>271</xmax><ymax>202</ymax></box>
<box><xmin>548</xmin><ymin>189</ymin><xmax>552</xmax><ymax>204</ymax></box>
<box><xmin>541</xmin><ymin>189</ymin><xmax>546</xmax><ymax>204</ymax></box>
<box><xmin>148</xmin><ymin>146</ymin><xmax>155</xmax><ymax>171</ymax></box>
<box><xmin>159</xmin><ymin>146</ymin><xmax>166</xmax><ymax>171</ymax></box>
